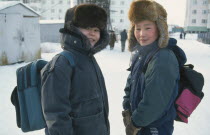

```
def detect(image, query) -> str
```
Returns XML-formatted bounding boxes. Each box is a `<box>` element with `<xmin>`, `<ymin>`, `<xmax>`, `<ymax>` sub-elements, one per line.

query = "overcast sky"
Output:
<box><xmin>155</xmin><ymin>0</ymin><xmax>187</xmax><ymax>26</ymax></box>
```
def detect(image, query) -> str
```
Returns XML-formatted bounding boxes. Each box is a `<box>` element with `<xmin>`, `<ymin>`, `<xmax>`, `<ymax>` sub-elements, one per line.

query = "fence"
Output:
<box><xmin>40</xmin><ymin>22</ymin><xmax>64</xmax><ymax>43</ymax></box>
<box><xmin>198</xmin><ymin>32</ymin><xmax>210</xmax><ymax>44</ymax></box>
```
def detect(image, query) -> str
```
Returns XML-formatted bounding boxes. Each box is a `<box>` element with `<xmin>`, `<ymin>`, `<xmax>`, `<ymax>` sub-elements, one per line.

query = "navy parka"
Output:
<box><xmin>123</xmin><ymin>38</ymin><xmax>187</xmax><ymax>134</ymax></box>
<box><xmin>41</xmin><ymin>24</ymin><xmax>110</xmax><ymax>135</ymax></box>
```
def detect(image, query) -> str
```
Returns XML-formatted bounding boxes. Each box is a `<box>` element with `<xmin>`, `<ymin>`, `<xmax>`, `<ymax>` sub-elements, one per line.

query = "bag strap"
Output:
<box><xmin>50</xmin><ymin>50</ymin><xmax>75</xmax><ymax>69</ymax></box>
<box><xmin>142</xmin><ymin>48</ymin><xmax>160</xmax><ymax>73</ymax></box>
<box><xmin>59</xmin><ymin>50</ymin><xmax>75</xmax><ymax>67</ymax></box>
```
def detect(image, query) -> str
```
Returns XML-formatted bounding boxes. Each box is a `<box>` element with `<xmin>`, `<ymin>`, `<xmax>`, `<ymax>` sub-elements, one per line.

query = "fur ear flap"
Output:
<box><xmin>128</xmin><ymin>26</ymin><xmax>137</xmax><ymax>52</ymax></box>
<box><xmin>128</xmin><ymin>0</ymin><xmax>168</xmax><ymax>50</ymax></box>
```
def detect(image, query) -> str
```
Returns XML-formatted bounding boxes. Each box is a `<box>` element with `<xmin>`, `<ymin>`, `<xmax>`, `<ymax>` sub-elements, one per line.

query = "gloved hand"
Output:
<box><xmin>125</xmin><ymin>119</ymin><xmax>141</xmax><ymax>135</ymax></box>
<box><xmin>122</xmin><ymin>110</ymin><xmax>131</xmax><ymax>127</ymax></box>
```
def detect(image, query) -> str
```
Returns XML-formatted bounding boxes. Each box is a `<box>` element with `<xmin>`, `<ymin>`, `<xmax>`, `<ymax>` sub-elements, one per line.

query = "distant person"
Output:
<box><xmin>122</xmin><ymin>0</ymin><xmax>186</xmax><ymax>135</ymax></box>
<box><xmin>41</xmin><ymin>4</ymin><xmax>110</xmax><ymax>135</ymax></box>
<box><xmin>120</xmin><ymin>29</ymin><xmax>128</xmax><ymax>52</ymax></box>
<box><xmin>183</xmin><ymin>32</ymin><xmax>186</xmax><ymax>39</ymax></box>
<box><xmin>109</xmin><ymin>30</ymin><xmax>117</xmax><ymax>50</ymax></box>
<box><xmin>180</xmin><ymin>33</ymin><xmax>183</xmax><ymax>39</ymax></box>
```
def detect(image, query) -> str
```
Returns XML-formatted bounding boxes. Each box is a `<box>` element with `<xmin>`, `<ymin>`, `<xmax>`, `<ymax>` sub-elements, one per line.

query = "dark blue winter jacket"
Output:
<box><xmin>123</xmin><ymin>38</ymin><xmax>186</xmax><ymax>128</ymax></box>
<box><xmin>41</xmin><ymin>23</ymin><xmax>110</xmax><ymax>135</ymax></box>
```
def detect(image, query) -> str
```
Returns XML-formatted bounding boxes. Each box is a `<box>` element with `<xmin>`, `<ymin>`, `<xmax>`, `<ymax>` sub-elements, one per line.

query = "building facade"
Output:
<box><xmin>184</xmin><ymin>0</ymin><xmax>210</xmax><ymax>33</ymax></box>
<box><xmin>13</xmin><ymin>0</ymin><xmax>71</xmax><ymax>20</ymax></box>
<box><xmin>109</xmin><ymin>0</ymin><xmax>131</xmax><ymax>33</ymax></box>
<box><xmin>6</xmin><ymin>0</ymin><xmax>131</xmax><ymax>32</ymax></box>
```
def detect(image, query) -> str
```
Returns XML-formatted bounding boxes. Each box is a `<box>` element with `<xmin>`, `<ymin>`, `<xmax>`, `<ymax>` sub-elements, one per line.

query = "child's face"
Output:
<box><xmin>134</xmin><ymin>20</ymin><xmax>159</xmax><ymax>46</ymax></box>
<box><xmin>79</xmin><ymin>27</ymin><xmax>100</xmax><ymax>47</ymax></box>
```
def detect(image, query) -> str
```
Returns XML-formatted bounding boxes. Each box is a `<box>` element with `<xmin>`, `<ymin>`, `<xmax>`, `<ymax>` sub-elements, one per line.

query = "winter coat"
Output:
<box><xmin>120</xmin><ymin>30</ymin><xmax>127</xmax><ymax>41</ymax></box>
<box><xmin>109</xmin><ymin>33</ymin><xmax>116</xmax><ymax>47</ymax></box>
<box><xmin>123</xmin><ymin>38</ymin><xmax>186</xmax><ymax>131</ymax></box>
<box><xmin>41</xmin><ymin>24</ymin><xmax>110</xmax><ymax>135</ymax></box>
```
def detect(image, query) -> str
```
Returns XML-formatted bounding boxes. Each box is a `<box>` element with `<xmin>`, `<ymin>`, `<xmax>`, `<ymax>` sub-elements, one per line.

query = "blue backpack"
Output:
<box><xmin>10</xmin><ymin>50</ymin><xmax>75</xmax><ymax>132</ymax></box>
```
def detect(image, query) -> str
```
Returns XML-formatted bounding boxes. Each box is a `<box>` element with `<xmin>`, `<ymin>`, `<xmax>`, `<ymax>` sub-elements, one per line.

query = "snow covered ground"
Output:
<box><xmin>0</xmin><ymin>33</ymin><xmax>210</xmax><ymax>135</ymax></box>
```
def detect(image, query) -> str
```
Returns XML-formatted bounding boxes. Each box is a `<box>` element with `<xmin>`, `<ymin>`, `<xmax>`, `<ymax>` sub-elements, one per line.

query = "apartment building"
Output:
<box><xmin>184</xmin><ymin>0</ymin><xmax>210</xmax><ymax>33</ymax></box>
<box><xmin>109</xmin><ymin>0</ymin><xmax>131</xmax><ymax>32</ymax></box>
<box><xmin>7</xmin><ymin>0</ymin><xmax>131</xmax><ymax>31</ymax></box>
<box><xmin>12</xmin><ymin>0</ymin><xmax>71</xmax><ymax>20</ymax></box>
<box><xmin>39</xmin><ymin>0</ymin><xmax>71</xmax><ymax>20</ymax></box>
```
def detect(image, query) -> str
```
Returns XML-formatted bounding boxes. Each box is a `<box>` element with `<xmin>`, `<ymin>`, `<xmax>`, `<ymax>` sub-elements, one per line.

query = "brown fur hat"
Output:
<box><xmin>128</xmin><ymin>0</ymin><xmax>168</xmax><ymax>51</ymax></box>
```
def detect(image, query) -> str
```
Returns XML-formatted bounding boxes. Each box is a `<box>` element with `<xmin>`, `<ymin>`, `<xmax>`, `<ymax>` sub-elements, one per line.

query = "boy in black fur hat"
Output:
<box><xmin>41</xmin><ymin>4</ymin><xmax>110</xmax><ymax>135</ymax></box>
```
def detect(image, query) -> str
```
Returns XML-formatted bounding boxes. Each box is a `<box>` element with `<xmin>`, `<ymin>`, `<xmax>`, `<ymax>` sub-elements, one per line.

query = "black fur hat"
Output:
<box><xmin>60</xmin><ymin>4</ymin><xmax>107</xmax><ymax>33</ymax></box>
<box><xmin>73</xmin><ymin>4</ymin><xmax>107</xmax><ymax>30</ymax></box>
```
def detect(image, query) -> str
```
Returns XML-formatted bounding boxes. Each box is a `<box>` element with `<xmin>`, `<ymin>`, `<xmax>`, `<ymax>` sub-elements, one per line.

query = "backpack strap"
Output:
<box><xmin>142</xmin><ymin>48</ymin><xmax>160</xmax><ymax>73</ymax></box>
<box><xmin>49</xmin><ymin>50</ymin><xmax>75</xmax><ymax>70</ymax></box>
<box><xmin>59</xmin><ymin>50</ymin><xmax>75</xmax><ymax>67</ymax></box>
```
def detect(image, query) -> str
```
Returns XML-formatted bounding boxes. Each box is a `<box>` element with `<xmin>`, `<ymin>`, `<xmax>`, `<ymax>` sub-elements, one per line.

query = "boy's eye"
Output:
<box><xmin>94</xmin><ymin>29</ymin><xmax>100</xmax><ymax>32</ymax></box>
<box><xmin>146</xmin><ymin>27</ymin><xmax>151</xmax><ymax>30</ymax></box>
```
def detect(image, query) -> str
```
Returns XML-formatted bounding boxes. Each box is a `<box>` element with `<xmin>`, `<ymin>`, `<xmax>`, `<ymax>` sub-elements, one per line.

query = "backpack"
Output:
<box><xmin>143</xmin><ymin>48</ymin><xmax>204</xmax><ymax>124</ymax></box>
<box><xmin>10</xmin><ymin>50</ymin><xmax>75</xmax><ymax>132</ymax></box>
<box><xmin>175</xmin><ymin>64</ymin><xmax>204</xmax><ymax>123</ymax></box>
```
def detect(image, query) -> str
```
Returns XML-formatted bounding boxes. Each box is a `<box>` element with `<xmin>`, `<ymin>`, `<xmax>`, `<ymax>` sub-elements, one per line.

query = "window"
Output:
<box><xmin>192</xmin><ymin>19</ymin><xmax>196</xmax><ymax>23</ymax></box>
<box><xmin>202</xmin><ymin>10</ymin><xmax>207</xmax><ymax>14</ymax></box>
<box><xmin>202</xmin><ymin>19</ymin><xmax>207</xmax><ymax>23</ymax></box>
<box><xmin>23</xmin><ymin>0</ymin><xmax>29</xmax><ymax>3</ymax></box>
<box><xmin>111</xmin><ymin>19</ymin><xmax>115</xmax><ymax>23</ymax></box>
<box><xmin>203</xmin><ymin>0</ymin><xmax>208</xmax><ymax>5</ymax></box>
<box><xmin>111</xmin><ymin>1</ymin><xmax>115</xmax><ymax>5</ymax></box>
<box><xmin>193</xmin><ymin>0</ymin><xmax>197</xmax><ymax>4</ymax></box>
<box><xmin>120</xmin><ymin>19</ymin><xmax>124</xmax><ymax>22</ymax></box>
<box><xmin>192</xmin><ymin>10</ymin><xmax>197</xmax><ymax>14</ymax></box>
<box><xmin>121</xmin><ymin>1</ymin><xmax>125</xmax><ymax>5</ymax></box>
<box><xmin>51</xmin><ymin>17</ymin><xmax>54</xmax><ymax>20</ymax></box>
<box><xmin>52</xmin><ymin>1</ymin><xmax>54</xmax><ymax>4</ymax></box>
<box><xmin>59</xmin><ymin>9</ymin><xmax>62</xmax><ymax>13</ymax></box>
<box><xmin>120</xmin><ymin>10</ymin><xmax>124</xmax><ymax>14</ymax></box>
<box><xmin>51</xmin><ymin>9</ymin><xmax>55</xmax><ymax>13</ymax></box>
<box><xmin>59</xmin><ymin>0</ymin><xmax>62</xmax><ymax>4</ymax></box>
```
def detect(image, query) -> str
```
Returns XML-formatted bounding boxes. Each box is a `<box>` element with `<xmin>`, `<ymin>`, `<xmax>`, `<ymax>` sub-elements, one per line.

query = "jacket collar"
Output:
<box><xmin>62</xmin><ymin>23</ymin><xmax>109</xmax><ymax>56</ymax></box>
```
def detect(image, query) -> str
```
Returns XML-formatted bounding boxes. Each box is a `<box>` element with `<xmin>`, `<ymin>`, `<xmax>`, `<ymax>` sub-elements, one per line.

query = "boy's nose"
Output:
<box><xmin>89</xmin><ymin>30</ymin><xmax>95</xmax><ymax>35</ymax></box>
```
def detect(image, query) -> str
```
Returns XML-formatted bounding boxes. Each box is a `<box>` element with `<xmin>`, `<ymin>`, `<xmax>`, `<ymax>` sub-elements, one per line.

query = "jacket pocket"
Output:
<box><xmin>71</xmin><ymin>94</ymin><xmax>103</xmax><ymax>118</ymax></box>
<box><xmin>72</xmin><ymin>111</ymin><xmax>107</xmax><ymax>135</ymax></box>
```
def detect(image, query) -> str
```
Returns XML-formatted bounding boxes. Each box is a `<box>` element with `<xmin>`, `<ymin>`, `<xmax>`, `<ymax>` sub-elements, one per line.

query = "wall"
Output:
<box><xmin>40</xmin><ymin>23</ymin><xmax>63</xmax><ymax>43</ymax></box>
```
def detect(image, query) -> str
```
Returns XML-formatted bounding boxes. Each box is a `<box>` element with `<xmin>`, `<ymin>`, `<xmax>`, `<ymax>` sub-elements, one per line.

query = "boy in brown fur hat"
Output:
<box><xmin>41</xmin><ymin>4</ymin><xmax>110</xmax><ymax>135</ymax></box>
<box><xmin>122</xmin><ymin>0</ymin><xmax>181</xmax><ymax>135</ymax></box>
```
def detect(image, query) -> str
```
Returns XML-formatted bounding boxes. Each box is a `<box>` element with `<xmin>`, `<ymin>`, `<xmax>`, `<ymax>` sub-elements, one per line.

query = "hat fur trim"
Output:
<box><xmin>128</xmin><ymin>0</ymin><xmax>168</xmax><ymax>51</ymax></box>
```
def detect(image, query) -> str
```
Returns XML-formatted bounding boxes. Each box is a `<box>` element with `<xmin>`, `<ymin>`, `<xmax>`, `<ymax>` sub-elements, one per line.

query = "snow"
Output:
<box><xmin>0</xmin><ymin>1</ymin><xmax>20</xmax><ymax>11</ymax></box>
<box><xmin>39</xmin><ymin>20</ymin><xmax>64</xmax><ymax>24</ymax></box>
<box><xmin>0</xmin><ymin>1</ymin><xmax>39</xmax><ymax>16</ymax></box>
<box><xmin>0</xmin><ymin>34</ymin><xmax>210</xmax><ymax>135</ymax></box>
